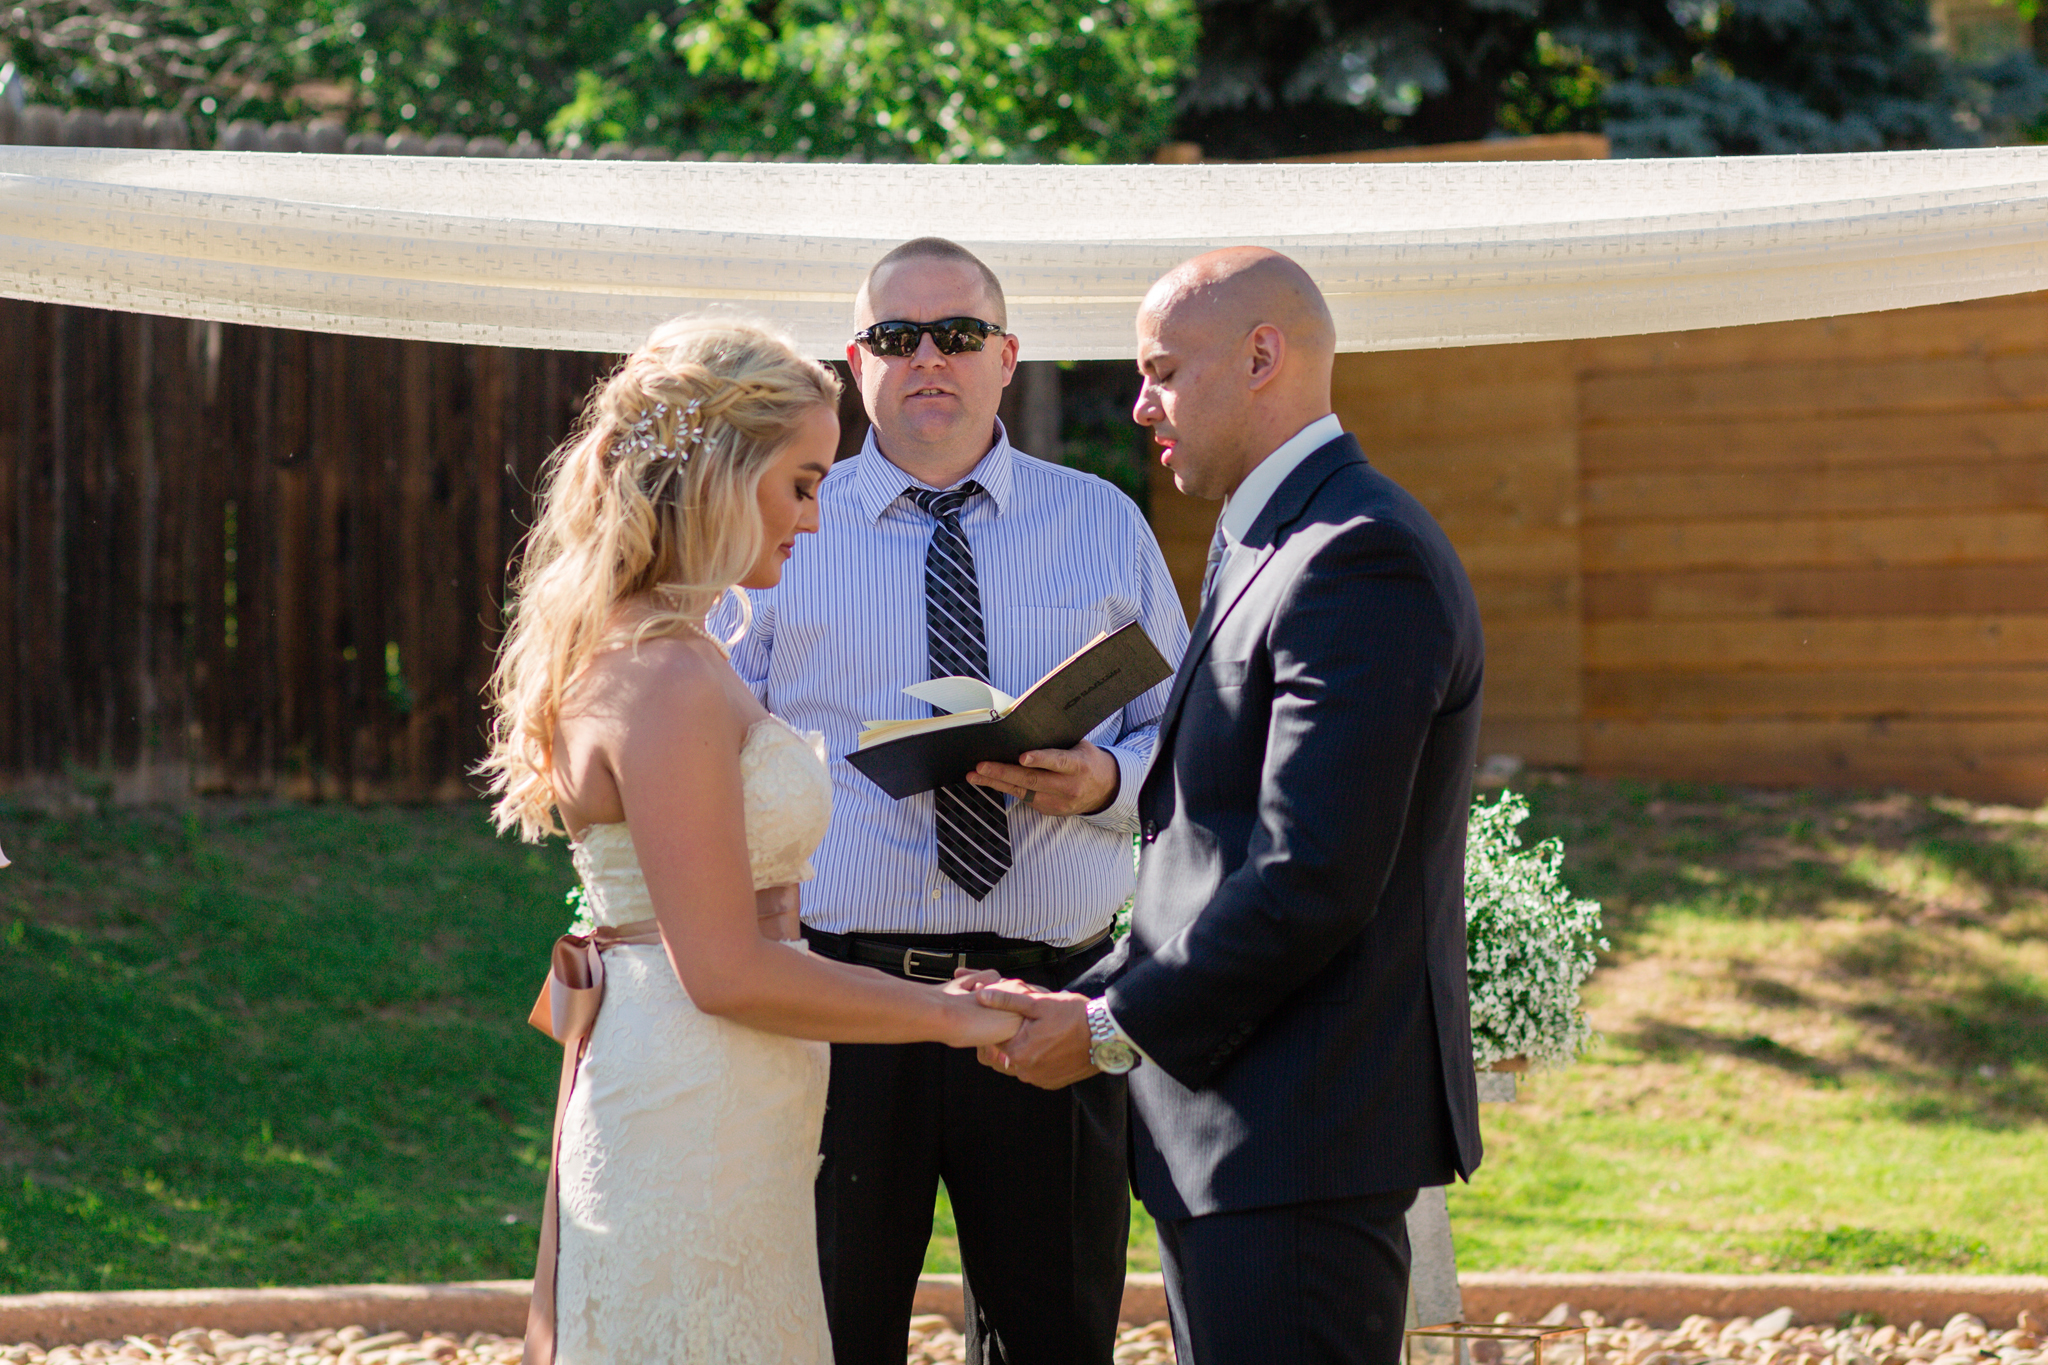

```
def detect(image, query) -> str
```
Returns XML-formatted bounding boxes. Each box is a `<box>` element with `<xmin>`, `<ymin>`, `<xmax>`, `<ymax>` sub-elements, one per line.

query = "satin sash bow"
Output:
<box><xmin>521</xmin><ymin>919</ymin><xmax>663</xmax><ymax>1365</ymax></box>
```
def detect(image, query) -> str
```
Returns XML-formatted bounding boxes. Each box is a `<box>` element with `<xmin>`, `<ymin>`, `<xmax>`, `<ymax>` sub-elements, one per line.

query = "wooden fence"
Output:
<box><xmin>1</xmin><ymin>301</ymin><xmax>617</xmax><ymax>800</ymax></box>
<box><xmin>0</xmin><ymin>293</ymin><xmax>1054</xmax><ymax>801</ymax></box>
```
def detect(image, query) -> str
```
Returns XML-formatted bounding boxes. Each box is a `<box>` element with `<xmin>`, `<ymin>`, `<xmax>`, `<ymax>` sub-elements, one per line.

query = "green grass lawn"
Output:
<box><xmin>0</xmin><ymin>801</ymin><xmax>572</xmax><ymax>1291</ymax></box>
<box><xmin>1</xmin><ymin>777</ymin><xmax>2043</xmax><ymax>1291</ymax></box>
<box><xmin>1448</xmin><ymin>776</ymin><xmax>2048</xmax><ymax>1275</ymax></box>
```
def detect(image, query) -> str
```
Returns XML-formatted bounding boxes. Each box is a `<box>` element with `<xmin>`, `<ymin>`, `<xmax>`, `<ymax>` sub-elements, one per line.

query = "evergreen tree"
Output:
<box><xmin>1173</xmin><ymin>0</ymin><xmax>2048</xmax><ymax>158</ymax></box>
<box><xmin>1606</xmin><ymin>0</ymin><xmax>2048</xmax><ymax>154</ymax></box>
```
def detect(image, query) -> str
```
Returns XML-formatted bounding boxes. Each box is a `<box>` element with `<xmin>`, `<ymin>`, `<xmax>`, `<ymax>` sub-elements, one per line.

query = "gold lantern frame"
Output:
<box><xmin>1405</xmin><ymin>1320</ymin><xmax>1591</xmax><ymax>1365</ymax></box>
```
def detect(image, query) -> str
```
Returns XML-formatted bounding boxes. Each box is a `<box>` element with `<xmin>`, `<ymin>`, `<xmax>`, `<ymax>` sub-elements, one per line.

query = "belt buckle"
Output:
<box><xmin>902</xmin><ymin>947</ymin><xmax>963</xmax><ymax>982</ymax></box>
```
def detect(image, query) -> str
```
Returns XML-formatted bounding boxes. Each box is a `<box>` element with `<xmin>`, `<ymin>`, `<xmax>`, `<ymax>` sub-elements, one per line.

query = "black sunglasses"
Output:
<box><xmin>854</xmin><ymin>317</ymin><xmax>1006</xmax><ymax>358</ymax></box>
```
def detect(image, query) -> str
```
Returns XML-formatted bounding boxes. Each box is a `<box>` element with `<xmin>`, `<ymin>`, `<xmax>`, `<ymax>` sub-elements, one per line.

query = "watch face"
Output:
<box><xmin>1091</xmin><ymin>1037</ymin><xmax>1138</xmax><ymax>1075</ymax></box>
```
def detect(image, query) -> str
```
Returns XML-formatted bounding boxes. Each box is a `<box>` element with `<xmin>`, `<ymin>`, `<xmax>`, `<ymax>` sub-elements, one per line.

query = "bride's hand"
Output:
<box><xmin>938</xmin><ymin>987</ymin><xmax>1022</xmax><ymax>1047</ymax></box>
<box><xmin>942</xmin><ymin>967</ymin><xmax>1003</xmax><ymax>996</ymax></box>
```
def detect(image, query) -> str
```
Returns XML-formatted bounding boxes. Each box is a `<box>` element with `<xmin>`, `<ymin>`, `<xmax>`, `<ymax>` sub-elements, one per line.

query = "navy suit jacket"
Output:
<box><xmin>1073</xmin><ymin>433</ymin><xmax>1485</xmax><ymax>1221</ymax></box>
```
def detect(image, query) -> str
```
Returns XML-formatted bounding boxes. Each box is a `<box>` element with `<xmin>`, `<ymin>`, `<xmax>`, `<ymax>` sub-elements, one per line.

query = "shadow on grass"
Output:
<box><xmin>1618</xmin><ymin>1018</ymin><xmax>1847</xmax><ymax>1085</ymax></box>
<box><xmin>1507</xmin><ymin>775</ymin><xmax>2048</xmax><ymax>1129</ymax></box>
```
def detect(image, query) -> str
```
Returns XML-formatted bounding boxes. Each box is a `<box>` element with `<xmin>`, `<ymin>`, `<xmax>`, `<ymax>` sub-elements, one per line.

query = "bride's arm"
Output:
<box><xmin>755</xmin><ymin>884</ymin><xmax>800</xmax><ymax>940</ymax></box>
<box><xmin>607</xmin><ymin>647</ymin><xmax>1015</xmax><ymax>1048</ymax></box>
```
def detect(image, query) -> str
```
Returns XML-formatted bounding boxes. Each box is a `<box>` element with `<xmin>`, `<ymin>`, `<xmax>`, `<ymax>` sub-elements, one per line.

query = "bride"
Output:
<box><xmin>478</xmin><ymin>317</ymin><xmax>1019</xmax><ymax>1365</ymax></box>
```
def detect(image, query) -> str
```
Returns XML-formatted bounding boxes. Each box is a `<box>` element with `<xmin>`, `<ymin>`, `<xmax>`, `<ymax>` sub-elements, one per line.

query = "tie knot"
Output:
<box><xmin>908</xmin><ymin>481</ymin><xmax>983</xmax><ymax>522</ymax></box>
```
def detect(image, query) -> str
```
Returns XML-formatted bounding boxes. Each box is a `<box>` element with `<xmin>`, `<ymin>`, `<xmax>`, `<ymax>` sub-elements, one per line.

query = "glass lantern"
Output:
<box><xmin>1405</xmin><ymin>1321</ymin><xmax>1591</xmax><ymax>1365</ymax></box>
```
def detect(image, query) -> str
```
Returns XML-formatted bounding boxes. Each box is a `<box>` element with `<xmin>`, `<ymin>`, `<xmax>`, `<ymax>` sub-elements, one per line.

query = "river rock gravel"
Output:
<box><xmin>1</xmin><ymin>1307</ymin><xmax>2038</xmax><ymax>1365</ymax></box>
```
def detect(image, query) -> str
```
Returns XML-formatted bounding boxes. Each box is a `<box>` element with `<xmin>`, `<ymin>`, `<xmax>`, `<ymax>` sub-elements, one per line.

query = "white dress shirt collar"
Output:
<box><xmin>850</xmin><ymin>418</ymin><xmax>1017</xmax><ymax>523</ymax></box>
<box><xmin>1218</xmin><ymin>412</ymin><xmax>1345</xmax><ymax>546</ymax></box>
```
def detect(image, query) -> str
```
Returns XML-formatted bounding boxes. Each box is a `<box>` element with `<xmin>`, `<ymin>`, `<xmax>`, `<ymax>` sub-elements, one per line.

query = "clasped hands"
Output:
<box><xmin>943</xmin><ymin>969</ymin><xmax>1099</xmax><ymax>1089</ymax></box>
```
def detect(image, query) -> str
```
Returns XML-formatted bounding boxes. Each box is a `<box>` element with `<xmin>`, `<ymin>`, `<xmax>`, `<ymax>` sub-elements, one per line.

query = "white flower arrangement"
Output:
<box><xmin>1464</xmin><ymin>790</ymin><xmax>1607</xmax><ymax>1070</ymax></box>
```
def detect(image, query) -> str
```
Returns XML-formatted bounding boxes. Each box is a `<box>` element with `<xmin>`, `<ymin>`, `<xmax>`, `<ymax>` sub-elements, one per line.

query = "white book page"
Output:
<box><xmin>902</xmin><ymin>676</ymin><xmax>1016</xmax><ymax>715</ymax></box>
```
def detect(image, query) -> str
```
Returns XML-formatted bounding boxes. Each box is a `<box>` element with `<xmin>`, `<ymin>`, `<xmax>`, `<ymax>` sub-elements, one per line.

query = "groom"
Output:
<box><xmin>972</xmin><ymin>248</ymin><xmax>1486</xmax><ymax>1364</ymax></box>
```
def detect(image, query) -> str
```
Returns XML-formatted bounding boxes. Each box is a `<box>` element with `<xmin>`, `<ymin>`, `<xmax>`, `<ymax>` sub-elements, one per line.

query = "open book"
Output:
<box><xmin>846</xmin><ymin>622</ymin><xmax>1173</xmax><ymax>800</ymax></box>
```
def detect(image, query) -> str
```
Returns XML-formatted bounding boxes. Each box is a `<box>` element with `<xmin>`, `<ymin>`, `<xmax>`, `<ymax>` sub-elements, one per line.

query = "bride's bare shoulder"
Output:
<box><xmin>567</xmin><ymin>634</ymin><xmax>739</xmax><ymax>727</ymax></box>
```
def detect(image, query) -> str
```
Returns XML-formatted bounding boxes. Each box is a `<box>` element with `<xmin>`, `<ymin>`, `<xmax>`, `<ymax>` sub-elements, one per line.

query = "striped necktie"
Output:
<box><xmin>1200</xmin><ymin>520</ymin><xmax>1229</xmax><ymax>603</ymax></box>
<box><xmin>906</xmin><ymin>482</ymin><xmax>1013</xmax><ymax>901</ymax></box>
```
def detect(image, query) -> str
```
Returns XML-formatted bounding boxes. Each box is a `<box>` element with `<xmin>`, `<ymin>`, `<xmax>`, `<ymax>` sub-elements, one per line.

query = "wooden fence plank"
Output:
<box><xmin>1587</xmin><ymin>615</ymin><xmax>2048</xmax><ymax>671</ymax></box>
<box><xmin>1585</xmin><ymin>564</ymin><xmax>2048</xmax><ymax>621</ymax></box>
<box><xmin>244</xmin><ymin>326</ymin><xmax>279</xmax><ymax>787</ymax></box>
<box><xmin>1586</xmin><ymin>668</ymin><xmax>2048</xmax><ymax>719</ymax></box>
<box><xmin>152</xmin><ymin>318</ymin><xmax>201</xmax><ymax>791</ymax></box>
<box><xmin>271</xmin><ymin>328</ymin><xmax>313</xmax><ymax>796</ymax></box>
<box><xmin>1337</xmin><ymin>340</ymin><xmax>1577</xmax><ymax>394</ymax></box>
<box><xmin>1583</xmin><ymin>511</ymin><xmax>2048</xmax><ymax>574</ymax></box>
<box><xmin>1584</xmin><ymin>458</ymin><xmax>2048</xmax><ymax>523</ymax></box>
<box><xmin>359</xmin><ymin>336</ymin><xmax>403</xmax><ymax>796</ymax></box>
<box><xmin>74</xmin><ymin>306</ymin><xmax>120</xmax><ymax>769</ymax></box>
<box><xmin>424</xmin><ymin>339</ymin><xmax>468</xmax><ymax>798</ymax></box>
<box><xmin>467</xmin><ymin>346</ymin><xmax>507</xmax><ymax>796</ymax></box>
<box><xmin>1346</xmin><ymin>380</ymin><xmax>1577</xmax><ymax>442</ymax></box>
<box><xmin>1370</xmin><ymin>433</ymin><xmax>1579</xmax><ymax>522</ymax></box>
<box><xmin>1581</xmin><ymin>409</ymin><xmax>2048</xmax><ymax>476</ymax></box>
<box><xmin>1573</xmin><ymin>291</ymin><xmax>2048</xmax><ymax>373</ymax></box>
<box><xmin>0</xmin><ymin>301</ymin><xmax>23</xmax><ymax>774</ymax></box>
<box><xmin>29</xmin><ymin>307</ymin><xmax>70</xmax><ymax>772</ymax></box>
<box><xmin>1582</xmin><ymin>352</ymin><xmax>2048</xmax><ymax>425</ymax></box>
<box><xmin>108</xmin><ymin>312</ymin><xmax>150</xmax><ymax>774</ymax></box>
<box><xmin>1446</xmin><ymin>529</ymin><xmax>1581</xmax><ymax>578</ymax></box>
<box><xmin>1478</xmin><ymin>717</ymin><xmax>1581</xmax><ymax>767</ymax></box>
<box><xmin>1584</xmin><ymin>718</ymin><xmax>2048</xmax><ymax>803</ymax></box>
<box><xmin>1470</xmin><ymin>572</ymin><xmax>1579</xmax><ymax>618</ymax></box>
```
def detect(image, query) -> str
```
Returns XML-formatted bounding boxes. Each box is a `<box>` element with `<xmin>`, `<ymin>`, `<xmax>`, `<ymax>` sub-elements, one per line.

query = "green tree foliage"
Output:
<box><xmin>549</xmin><ymin>0</ymin><xmax>1194</xmax><ymax>161</ymax></box>
<box><xmin>1173</xmin><ymin>0</ymin><xmax>2048</xmax><ymax>158</ymax></box>
<box><xmin>1</xmin><ymin>0</ymin><xmax>1196</xmax><ymax>162</ymax></box>
<box><xmin>2</xmin><ymin>0</ymin><xmax>291</xmax><ymax>118</ymax></box>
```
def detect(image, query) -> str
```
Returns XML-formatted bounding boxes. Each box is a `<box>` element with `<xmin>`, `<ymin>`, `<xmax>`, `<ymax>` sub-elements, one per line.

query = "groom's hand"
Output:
<box><xmin>967</xmin><ymin>740</ymin><xmax>1119</xmax><ymax>817</ymax></box>
<box><xmin>974</xmin><ymin>987</ymin><xmax>1097</xmax><ymax>1089</ymax></box>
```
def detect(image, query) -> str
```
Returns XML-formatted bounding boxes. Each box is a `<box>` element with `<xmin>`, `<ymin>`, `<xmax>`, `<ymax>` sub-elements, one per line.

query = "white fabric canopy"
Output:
<box><xmin>4</xmin><ymin>145</ymin><xmax>2048</xmax><ymax>358</ymax></box>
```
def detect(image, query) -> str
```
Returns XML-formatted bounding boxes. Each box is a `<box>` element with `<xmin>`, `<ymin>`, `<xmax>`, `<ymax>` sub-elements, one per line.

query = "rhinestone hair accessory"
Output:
<box><xmin>619</xmin><ymin>397</ymin><xmax>707</xmax><ymax>464</ymax></box>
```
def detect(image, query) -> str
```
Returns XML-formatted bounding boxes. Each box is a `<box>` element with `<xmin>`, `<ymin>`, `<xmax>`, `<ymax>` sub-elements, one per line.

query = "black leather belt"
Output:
<box><xmin>803</xmin><ymin>924</ymin><xmax>1114</xmax><ymax>982</ymax></box>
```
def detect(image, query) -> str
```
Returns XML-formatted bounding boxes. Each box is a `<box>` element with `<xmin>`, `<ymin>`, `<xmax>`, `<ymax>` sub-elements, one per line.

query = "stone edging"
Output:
<box><xmin>1458</xmin><ymin>1273</ymin><xmax>2048</xmax><ymax>1331</ymax></box>
<box><xmin>3</xmin><ymin>1273</ymin><xmax>2046</xmax><ymax>1346</ymax></box>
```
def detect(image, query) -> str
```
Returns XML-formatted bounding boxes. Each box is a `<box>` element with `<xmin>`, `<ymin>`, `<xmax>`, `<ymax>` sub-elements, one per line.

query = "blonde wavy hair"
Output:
<box><xmin>479</xmin><ymin>316</ymin><xmax>841</xmax><ymax>842</ymax></box>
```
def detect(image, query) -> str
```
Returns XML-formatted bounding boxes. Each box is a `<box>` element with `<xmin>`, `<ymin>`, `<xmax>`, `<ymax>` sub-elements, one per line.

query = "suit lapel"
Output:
<box><xmin>1144</xmin><ymin>435</ymin><xmax>1368</xmax><ymax>775</ymax></box>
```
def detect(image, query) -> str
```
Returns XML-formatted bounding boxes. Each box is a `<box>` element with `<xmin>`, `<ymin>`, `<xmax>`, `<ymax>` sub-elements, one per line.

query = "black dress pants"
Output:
<box><xmin>813</xmin><ymin>936</ymin><xmax>1128</xmax><ymax>1365</ymax></box>
<box><xmin>1156</xmin><ymin>1187</ymin><xmax>1418</xmax><ymax>1365</ymax></box>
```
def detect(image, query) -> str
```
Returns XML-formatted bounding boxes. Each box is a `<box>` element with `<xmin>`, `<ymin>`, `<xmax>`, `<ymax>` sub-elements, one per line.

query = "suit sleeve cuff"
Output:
<box><xmin>1100</xmin><ymin>997</ymin><xmax>1156</xmax><ymax>1068</ymax></box>
<box><xmin>1081</xmin><ymin>742</ymin><xmax>1145</xmax><ymax>834</ymax></box>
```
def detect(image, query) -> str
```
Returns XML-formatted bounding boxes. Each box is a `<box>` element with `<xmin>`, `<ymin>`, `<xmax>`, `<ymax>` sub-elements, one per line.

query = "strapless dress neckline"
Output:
<box><xmin>571</xmin><ymin>713</ymin><xmax>805</xmax><ymax>844</ymax></box>
<box><xmin>569</xmin><ymin>714</ymin><xmax>833</xmax><ymax>928</ymax></box>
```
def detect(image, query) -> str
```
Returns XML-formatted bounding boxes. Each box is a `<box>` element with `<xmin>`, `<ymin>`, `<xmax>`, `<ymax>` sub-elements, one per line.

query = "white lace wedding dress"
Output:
<box><xmin>553</xmin><ymin>717</ymin><xmax>835</xmax><ymax>1364</ymax></box>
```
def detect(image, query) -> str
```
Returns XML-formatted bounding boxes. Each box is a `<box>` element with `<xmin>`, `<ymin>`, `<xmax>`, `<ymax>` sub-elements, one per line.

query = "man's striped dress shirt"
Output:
<box><xmin>725</xmin><ymin>422</ymin><xmax>1190</xmax><ymax>947</ymax></box>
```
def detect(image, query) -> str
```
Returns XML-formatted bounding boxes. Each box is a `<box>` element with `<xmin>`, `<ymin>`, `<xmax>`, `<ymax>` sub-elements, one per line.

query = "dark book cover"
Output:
<box><xmin>846</xmin><ymin>622</ymin><xmax>1174</xmax><ymax>800</ymax></box>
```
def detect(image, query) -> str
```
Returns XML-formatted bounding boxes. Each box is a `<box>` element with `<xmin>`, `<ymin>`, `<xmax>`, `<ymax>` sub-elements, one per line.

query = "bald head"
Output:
<box><xmin>1132</xmin><ymin>247</ymin><xmax>1338</xmax><ymax>503</ymax></box>
<box><xmin>1140</xmin><ymin>247</ymin><xmax>1335</xmax><ymax>364</ymax></box>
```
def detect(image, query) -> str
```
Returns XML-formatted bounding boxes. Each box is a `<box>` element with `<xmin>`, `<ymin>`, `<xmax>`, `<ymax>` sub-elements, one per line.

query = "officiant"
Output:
<box><xmin>722</xmin><ymin>236</ymin><xmax>1189</xmax><ymax>1365</ymax></box>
